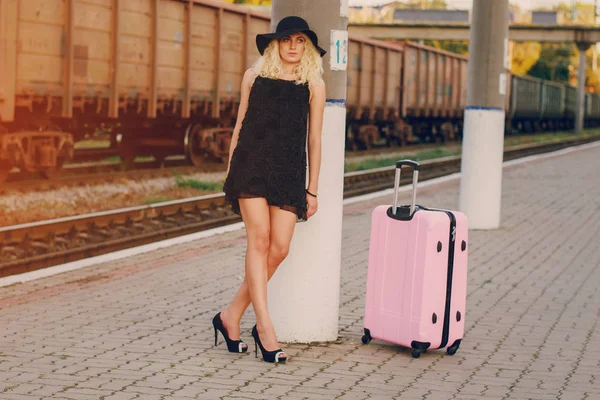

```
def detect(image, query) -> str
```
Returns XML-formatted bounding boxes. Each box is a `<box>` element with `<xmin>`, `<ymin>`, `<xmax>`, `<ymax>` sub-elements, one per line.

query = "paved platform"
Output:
<box><xmin>1</xmin><ymin>143</ymin><xmax>600</xmax><ymax>400</ymax></box>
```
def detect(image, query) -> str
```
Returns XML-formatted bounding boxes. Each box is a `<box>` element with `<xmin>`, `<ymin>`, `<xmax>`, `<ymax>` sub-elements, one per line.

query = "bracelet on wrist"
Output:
<box><xmin>306</xmin><ymin>189</ymin><xmax>318</xmax><ymax>198</ymax></box>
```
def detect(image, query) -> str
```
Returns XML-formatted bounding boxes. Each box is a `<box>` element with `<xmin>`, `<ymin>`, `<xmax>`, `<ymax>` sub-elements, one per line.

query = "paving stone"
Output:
<box><xmin>336</xmin><ymin>391</ymin><xmax>371</xmax><ymax>400</ymax></box>
<box><xmin>0</xmin><ymin>395</ymin><xmax>44</xmax><ymax>400</ymax></box>
<box><xmin>1</xmin><ymin>144</ymin><xmax>600</xmax><ymax>400</ymax></box>
<box><xmin>100</xmin><ymin>394</ymin><xmax>140</xmax><ymax>400</ymax></box>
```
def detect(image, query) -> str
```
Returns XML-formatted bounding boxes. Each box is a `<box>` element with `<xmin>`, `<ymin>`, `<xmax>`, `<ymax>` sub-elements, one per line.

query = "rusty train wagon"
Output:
<box><xmin>0</xmin><ymin>0</ymin><xmax>273</xmax><ymax>180</ymax></box>
<box><xmin>0</xmin><ymin>0</ymin><xmax>476</xmax><ymax>180</ymax></box>
<box><xmin>345</xmin><ymin>40</ymin><xmax>469</xmax><ymax>149</ymax></box>
<box><xmin>345</xmin><ymin>35</ymin><xmax>404</xmax><ymax>150</ymax></box>
<box><xmin>400</xmin><ymin>41</ymin><xmax>469</xmax><ymax>144</ymax></box>
<box><xmin>1</xmin><ymin>0</ymin><xmax>516</xmax><ymax>182</ymax></box>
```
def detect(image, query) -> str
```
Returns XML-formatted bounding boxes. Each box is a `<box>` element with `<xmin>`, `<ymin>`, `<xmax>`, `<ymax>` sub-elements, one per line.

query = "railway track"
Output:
<box><xmin>1</xmin><ymin>136</ymin><xmax>598</xmax><ymax>279</ymax></box>
<box><xmin>1</xmin><ymin>140</ymin><xmax>450</xmax><ymax>194</ymax></box>
<box><xmin>2</xmin><ymin>132</ymin><xmax>595</xmax><ymax>194</ymax></box>
<box><xmin>0</xmin><ymin>158</ymin><xmax>221</xmax><ymax>194</ymax></box>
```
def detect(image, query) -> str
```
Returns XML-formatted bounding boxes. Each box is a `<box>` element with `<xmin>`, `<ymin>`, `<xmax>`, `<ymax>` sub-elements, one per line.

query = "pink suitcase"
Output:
<box><xmin>361</xmin><ymin>160</ymin><xmax>468</xmax><ymax>358</ymax></box>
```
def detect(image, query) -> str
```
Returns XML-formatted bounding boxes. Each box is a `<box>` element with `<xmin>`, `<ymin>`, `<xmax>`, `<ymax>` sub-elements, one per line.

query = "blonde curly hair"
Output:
<box><xmin>253</xmin><ymin>34</ymin><xmax>323</xmax><ymax>86</ymax></box>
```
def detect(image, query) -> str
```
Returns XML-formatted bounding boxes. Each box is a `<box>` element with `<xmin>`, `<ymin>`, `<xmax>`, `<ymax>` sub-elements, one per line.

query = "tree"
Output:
<box><xmin>522</xmin><ymin>2</ymin><xmax>598</xmax><ymax>91</ymax></box>
<box><xmin>552</xmin><ymin>1</ymin><xmax>595</xmax><ymax>24</ymax></box>
<box><xmin>511</xmin><ymin>42</ymin><xmax>542</xmax><ymax>76</ymax></box>
<box><xmin>423</xmin><ymin>40</ymin><xmax>468</xmax><ymax>56</ymax></box>
<box><xmin>528</xmin><ymin>43</ymin><xmax>574</xmax><ymax>82</ymax></box>
<box><xmin>396</xmin><ymin>0</ymin><xmax>448</xmax><ymax>8</ymax></box>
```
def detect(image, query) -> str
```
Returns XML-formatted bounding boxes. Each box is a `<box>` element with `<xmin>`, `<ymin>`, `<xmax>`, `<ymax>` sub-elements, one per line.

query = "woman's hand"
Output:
<box><xmin>306</xmin><ymin>193</ymin><xmax>318</xmax><ymax>219</ymax></box>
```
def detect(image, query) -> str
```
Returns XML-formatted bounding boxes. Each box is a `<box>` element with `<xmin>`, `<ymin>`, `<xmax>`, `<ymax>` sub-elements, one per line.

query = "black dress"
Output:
<box><xmin>223</xmin><ymin>76</ymin><xmax>310</xmax><ymax>221</ymax></box>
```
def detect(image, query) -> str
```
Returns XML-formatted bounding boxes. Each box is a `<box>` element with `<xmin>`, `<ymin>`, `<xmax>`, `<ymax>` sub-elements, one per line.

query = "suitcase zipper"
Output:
<box><xmin>439</xmin><ymin>211</ymin><xmax>456</xmax><ymax>349</ymax></box>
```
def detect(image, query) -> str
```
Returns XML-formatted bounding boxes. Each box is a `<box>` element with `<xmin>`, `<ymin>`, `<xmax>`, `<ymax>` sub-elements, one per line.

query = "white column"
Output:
<box><xmin>267</xmin><ymin>1</ymin><xmax>348</xmax><ymax>342</ymax></box>
<box><xmin>459</xmin><ymin>108</ymin><xmax>505</xmax><ymax>229</ymax></box>
<box><xmin>458</xmin><ymin>0</ymin><xmax>509</xmax><ymax>230</ymax></box>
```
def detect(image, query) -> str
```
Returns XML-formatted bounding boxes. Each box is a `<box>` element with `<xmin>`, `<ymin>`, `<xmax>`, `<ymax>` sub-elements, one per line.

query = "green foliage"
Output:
<box><xmin>527</xmin><ymin>44</ymin><xmax>575</xmax><ymax>83</ymax></box>
<box><xmin>388</xmin><ymin>0</ymin><xmax>448</xmax><ymax>9</ymax></box>
<box><xmin>73</xmin><ymin>140</ymin><xmax>111</xmax><ymax>149</ymax></box>
<box><xmin>423</xmin><ymin>40</ymin><xmax>469</xmax><ymax>56</ymax></box>
<box><xmin>103</xmin><ymin>156</ymin><xmax>154</xmax><ymax>163</ymax></box>
<box><xmin>413</xmin><ymin>147</ymin><xmax>457</xmax><ymax>160</ymax></box>
<box><xmin>145</xmin><ymin>197</ymin><xmax>173</xmax><ymax>205</ymax></box>
<box><xmin>344</xmin><ymin>147</ymin><xmax>457</xmax><ymax>173</ymax></box>
<box><xmin>511</xmin><ymin>42</ymin><xmax>542</xmax><ymax>76</ymax></box>
<box><xmin>504</xmin><ymin>129</ymin><xmax>600</xmax><ymax>147</ymax></box>
<box><xmin>174</xmin><ymin>175</ymin><xmax>223</xmax><ymax>191</ymax></box>
<box><xmin>552</xmin><ymin>2</ymin><xmax>595</xmax><ymax>24</ymax></box>
<box><xmin>344</xmin><ymin>130</ymin><xmax>600</xmax><ymax>173</ymax></box>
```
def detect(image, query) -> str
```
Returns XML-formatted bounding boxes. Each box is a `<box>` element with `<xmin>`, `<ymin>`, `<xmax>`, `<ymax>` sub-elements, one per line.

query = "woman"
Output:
<box><xmin>212</xmin><ymin>16</ymin><xmax>326</xmax><ymax>363</ymax></box>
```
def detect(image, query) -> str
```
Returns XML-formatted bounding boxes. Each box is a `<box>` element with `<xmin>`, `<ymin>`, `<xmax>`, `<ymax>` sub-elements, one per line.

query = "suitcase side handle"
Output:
<box><xmin>393</xmin><ymin>159</ymin><xmax>420</xmax><ymax>216</ymax></box>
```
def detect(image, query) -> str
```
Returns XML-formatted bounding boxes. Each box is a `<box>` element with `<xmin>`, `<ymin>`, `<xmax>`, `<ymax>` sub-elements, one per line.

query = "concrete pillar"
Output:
<box><xmin>267</xmin><ymin>0</ymin><xmax>348</xmax><ymax>342</ymax></box>
<box><xmin>575</xmin><ymin>43</ymin><xmax>590</xmax><ymax>134</ymax></box>
<box><xmin>458</xmin><ymin>0</ymin><xmax>509</xmax><ymax>230</ymax></box>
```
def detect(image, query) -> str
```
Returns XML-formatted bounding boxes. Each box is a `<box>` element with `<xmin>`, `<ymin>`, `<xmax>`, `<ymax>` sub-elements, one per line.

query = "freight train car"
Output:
<box><xmin>0</xmin><ymin>0</ymin><xmax>272</xmax><ymax>180</ymax></box>
<box><xmin>345</xmin><ymin>40</ymin><xmax>469</xmax><ymax>149</ymax></box>
<box><xmin>540</xmin><ymin>81</ymin><xmax>566</xmax><ymax>130</ymax></box>
<box><xmin>0</xmin><ymin>0</ymin><xmax>597</xmax><ymax>183</ymax></box>
<box><xmin>399</xmin><ymin>41</ymin><xmax>469</xmax><ymax>144</ymax></box>
<box><xmin>0</xmin><ymin>0</ymin><xmax>467</xmax><ymax>179</ymax></box>
<box><xmin>345</xmin><ymin>35</ymin><xmax>405</xmax><ymax>150</ymax></box>
<box><xmin>509</xmin><ymin>76</ymin><xmax>600</xmax><ymax>133</ymax></box>
<box><xmin>585</xmin><ymin>93</ymin><xmax>600</xmax><ymax>126</ymax></box>
<box><xmin>509</xmin><ymin>75</ymin><xmax>543</xmax><ymax>133</ymax></box>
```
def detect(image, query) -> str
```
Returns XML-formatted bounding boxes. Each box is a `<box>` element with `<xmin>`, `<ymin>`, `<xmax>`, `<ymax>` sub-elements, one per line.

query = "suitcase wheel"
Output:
<box><xmin>361</xmin><ymin>328</ymin><xmax>372</xmax><ymax>344</ymax></box>
<box><xmin>411</xmin><ymin>348</ymin><xmax>424</xmax><ymax>358</ymax></box>
<box><xmin>446</xmin><ymin>339</ymin><xmax>462</xmax><ymax>356</ymax></box>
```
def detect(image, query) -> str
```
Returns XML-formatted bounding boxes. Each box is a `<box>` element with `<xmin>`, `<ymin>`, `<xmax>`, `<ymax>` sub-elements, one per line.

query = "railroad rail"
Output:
<box><xmin>0</xmin><ymin>158</ymin><xmax>216</xmax><ymax>195</ymax></box>
<box><xmin>1</xmin><ymin>136</ymin><xmax>598</xmax><ymax>279</ymax></box>
<box><xmin>2</xmin><ymin>133</ymin><xmax>594</xmax><ymax>194</ymax></box>
<box><xmin>1</xmin><ymin>141</ymin><xmax>445</xmax><ymax>194</ymax></box>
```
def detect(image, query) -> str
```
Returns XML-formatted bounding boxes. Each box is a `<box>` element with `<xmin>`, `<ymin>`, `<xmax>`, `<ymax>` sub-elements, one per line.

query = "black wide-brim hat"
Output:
<box><xmin>256</xmin><ymin>16</ymin><xmax>327</xmax><ymax>58</ymax></box>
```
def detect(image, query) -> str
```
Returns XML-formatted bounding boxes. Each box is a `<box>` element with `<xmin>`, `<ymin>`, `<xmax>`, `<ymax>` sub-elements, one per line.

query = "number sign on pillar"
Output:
<box><xmin>330</xmin><ymin>30</ymin><xmax>348</xmax><ymax>71</ymax></box>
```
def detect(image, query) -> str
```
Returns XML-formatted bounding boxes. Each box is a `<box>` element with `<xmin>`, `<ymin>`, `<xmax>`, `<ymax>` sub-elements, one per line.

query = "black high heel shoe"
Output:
<box><xmin>251</xmin><ymin>325</ymin><xmax>287</xmax><ymax>363</ymax></box>
<box><xmin>212</xmin><ymin>312</ymin><xmax>247</xmax><ymax>353</ymax></box>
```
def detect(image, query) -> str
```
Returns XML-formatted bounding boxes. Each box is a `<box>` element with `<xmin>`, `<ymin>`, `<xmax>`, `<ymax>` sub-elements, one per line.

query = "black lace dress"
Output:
<box><xmin>223</xmin><ymin>76</ymin><xmax>310</xmax><ymax>221</ymax></box>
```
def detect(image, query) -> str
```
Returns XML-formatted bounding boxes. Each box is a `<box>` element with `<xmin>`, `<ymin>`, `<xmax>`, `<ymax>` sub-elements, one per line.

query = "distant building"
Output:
<box><xmin>532</xmin><ymin>11</ymin><xmax>559</xmax><ymax>25</ymax></box>
<box><xmin>392</xmin><ymin>9</ymin><xmax>470</xmax><ymax>23</ymax></box>
<box><xmin>531</xmin><ymin>10</ymin><xmax>567</xmax><ymax>25</ymax></box>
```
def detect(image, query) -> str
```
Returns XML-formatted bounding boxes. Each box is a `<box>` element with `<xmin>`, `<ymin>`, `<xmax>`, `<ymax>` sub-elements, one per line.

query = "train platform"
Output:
<box><xmin>1</xmin><ymin>142</ymin><xmax>599</xmax><ymax>400</ymax></box>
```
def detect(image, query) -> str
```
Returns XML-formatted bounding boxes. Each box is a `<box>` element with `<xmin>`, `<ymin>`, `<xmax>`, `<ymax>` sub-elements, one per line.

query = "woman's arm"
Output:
<box><xmin>307</xmin><ymin>79</ymin><xmax>326</xmax><ymax>195</ymax></box>
<box><xmin>226</xmin><ymin>68</ymin><xmax>256</xmax><ymax>175</ymax></box>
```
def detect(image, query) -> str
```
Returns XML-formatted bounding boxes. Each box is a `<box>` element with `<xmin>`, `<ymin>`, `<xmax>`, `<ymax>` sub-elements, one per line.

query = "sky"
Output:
<box><xmin>348</xmin><ymin>0</ymin><xmax>597</xmax><ymax>11</ymax></box>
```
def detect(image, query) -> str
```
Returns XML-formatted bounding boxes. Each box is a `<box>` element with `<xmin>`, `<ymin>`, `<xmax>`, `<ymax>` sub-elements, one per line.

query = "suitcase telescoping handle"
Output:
<box><xmin>392</xmin><ymin>160</ymin><xmax>420</xmax><ymax>216</ymax></box>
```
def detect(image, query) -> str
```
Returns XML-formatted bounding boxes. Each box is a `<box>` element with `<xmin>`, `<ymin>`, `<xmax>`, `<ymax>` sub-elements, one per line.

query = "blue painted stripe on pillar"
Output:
<box><xmin>326</xmin><ymin>99</ymin><xmax>346</xmax><ymax>106</ymax></box>
<box><xmin>466</xmin><ymin>106</ymin><xmax>504</xmax><ymax>111</ymax></box>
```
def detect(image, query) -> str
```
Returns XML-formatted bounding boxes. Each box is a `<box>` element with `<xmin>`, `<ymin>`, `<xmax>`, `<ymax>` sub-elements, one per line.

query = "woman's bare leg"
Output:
<box><xmin>221</xmin><ymin>204</ymin><xmax>296</xmax><ymax>352</ymax></box>
<box><xmin>253</xmin><ymin>205</ymin><xmax>296</xmax><ymax>354</ymax></box>
<box><xmin>238</xmin><ymin>198</ymin><xmax>274</xmax><ymax>348</ymax></box>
